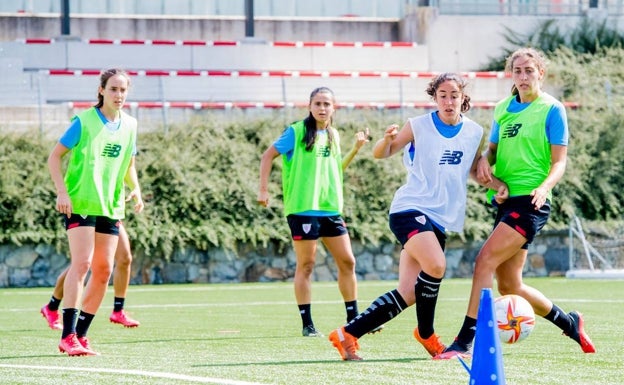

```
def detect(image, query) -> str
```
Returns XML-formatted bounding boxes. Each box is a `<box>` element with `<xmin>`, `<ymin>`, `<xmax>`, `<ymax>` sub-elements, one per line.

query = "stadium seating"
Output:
<box><xmin>1</xmin><ymin>38</ymin><xmax>512</xmax><ymax>107</ymax></box>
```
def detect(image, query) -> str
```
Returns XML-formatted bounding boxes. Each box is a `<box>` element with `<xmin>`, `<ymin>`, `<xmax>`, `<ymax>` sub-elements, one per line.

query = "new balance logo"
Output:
<box><xmin>502</xmin><ymin>123</ymin><xmax>521</xmax><ymax>138</ymax></box>
<box><xmin>101</xmin><ymin>143</ymin><xmax>122</xmax><ymax>158</ymax></box>
<box><xmin>438</xmin><ymin>150</ymin><xmax>463</xmax><ymax>165</ymax></box>
<box><xmin>316</xmin><ymin>146</ymin><xmax>330</xmax><ymax>157</ymax></box>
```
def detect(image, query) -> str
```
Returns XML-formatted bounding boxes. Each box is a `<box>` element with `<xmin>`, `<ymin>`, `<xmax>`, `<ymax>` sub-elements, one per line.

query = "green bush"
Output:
<box><xmin>3</xmin><ymin>48</ymin><xmax>624</xmax><ymax>258</ymax></box>
<box><xmin>548</xmin><ymin>47</ymin><xmax>624</xmax><ymax>221</ymax></box>
<box><xmin>483</xmin><ymin>17</ymin><xmax>624</xmax><ymax>71</ymax></box>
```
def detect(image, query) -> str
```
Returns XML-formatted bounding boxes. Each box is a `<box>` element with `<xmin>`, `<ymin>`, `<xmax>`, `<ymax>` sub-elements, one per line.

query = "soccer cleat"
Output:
<box><xmin>329</xmin><ymin>327</ymin><xmax>362</xmax><ymax>361</ymax></box>
<box><xmin>58</xmin><ymin>333</ymin><xmax>98</xmax><ymax>356</ymax></box>
<box><xmin>110</xmin><ymin>310</ymin><xmax>140</xmax><ymax>328</ymax></box>
<box><xmin>77</xmin><ymin>336</ymin><xmax>100</xmax><ymax>356</ymax></box>
<box><xmin>40</xmin><ymin>305</ymin><xmax>62</xmax><ymax>330</ymax></box>
<box><xmin>302</xmin><ymin>325</ymin><xmax>323</xmax><ymax>337</ymax></box>
<box><xmin>413</xmin><ymin>328</ymin><xmax>446</xmax><ymax>357</ymax></box>
<box><xmin>367</xmin><ymin>324</ymin><xmax>384</xmax><ymax>335</ymax></box>
<box><xmin>564</xmin><ymin>311</ymin><xmax>596</xmax><ymax>353</ymax></box>
<box><xmin>433</xmin><ymin>338</ymin><xmax>472</xmax><ymax>360</ymax></box>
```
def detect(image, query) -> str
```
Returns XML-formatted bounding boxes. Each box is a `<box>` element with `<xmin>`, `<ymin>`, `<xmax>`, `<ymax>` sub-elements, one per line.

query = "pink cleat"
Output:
<box><xmin>58</xmin><ymin>333</ymin><xmax>98</xmax><ymax>356</ymax></box>
<box><xmin>77</xmin><ymin>335</ymin><xmax>100</xmax><ymax>356</ymax></box>
<box><xmin>110</xmin><ymin>310</ymin><xmax>140</xmax><ymax>328</ymax></box>
<box><xmin>40</xmin><ymin>305</ymin><xmax>62</xmax><ymax>330</ymax></box>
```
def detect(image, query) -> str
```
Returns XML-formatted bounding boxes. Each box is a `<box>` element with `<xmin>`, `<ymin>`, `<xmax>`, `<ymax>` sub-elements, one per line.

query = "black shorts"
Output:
<box><xmin>389</xmin><ymin>210</ymin><xmax>446</xmax><ymax>250</ymax></box>
<box><xmin>494</xmin><ymin>195</ymin><xmax>550</xmax><ymax>249</ymax></box>
<box><xmin>286</xmin><ymin>215</ymin><xmax>347</xmax><ymax>240</ymax></box>
<box><xmin>64</xmin><ymin>214</ymin><xmax>121</xmax><ymax>236</ymax></box>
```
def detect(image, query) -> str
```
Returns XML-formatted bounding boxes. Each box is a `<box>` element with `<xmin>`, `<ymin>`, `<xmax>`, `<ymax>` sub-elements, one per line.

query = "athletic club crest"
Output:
<box><xmin>302</xmin><ymin>223</ymin><xmax>312</xmax><ymax>233</ymax></box>
<box><xmin>415</xmin><ymin>215</ymin><xmax>426</xmax><ymax>225</ymax></box>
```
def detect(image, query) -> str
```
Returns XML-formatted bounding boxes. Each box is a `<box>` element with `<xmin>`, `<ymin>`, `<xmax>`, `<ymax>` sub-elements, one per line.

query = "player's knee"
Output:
<box><xmin>336</xmin><ymin>255</ymin><xmax>356</xmax><ymax>272</ymax></box>
<box><xmin>72</xmin><ymin>260</ymin><xmax>91</xmax><ymax>277</ymax></box>
<box><xmin>115</xmin><ymin>250</ymin><xmax>133</xmax><ymax>266</ymax></box>
<box><xmin>427</xmin><ymin>262</ymin><xmax>446</xmax><ymax>278</ymax></box>
<box><xmin>497</xmin><ymin>282</ymin><xmax>519</xmax><ymax>296</ymax></box>
<box><xmin>297</xmin><ymin>260</ymin><xmax>316</xmax><ymax>275</ymax></box>
<box><xmin>473</xmin><ymin>253</ymin><xmax>498</xmax><ymax>275</ymax></box>
<box><xmin>91</xmin><ymin>266</ymin><xmax>113</xmax><ymax>284</ymax></box>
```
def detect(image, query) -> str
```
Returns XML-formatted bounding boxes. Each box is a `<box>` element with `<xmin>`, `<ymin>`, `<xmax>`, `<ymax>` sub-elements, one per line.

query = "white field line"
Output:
<box><xmin>5</xmin><ymin>297</ymin><xmax>623</xmax><ymax>313</ymax></box>
<box><xmin>0</xmin><ymin>364</ymin><xmax>272</xmax><ymax>385</ymax></box>
<box><xmin>1</xmin><ymin>280</ymin><xmax>402</xmax><ymax>295</ymax></box>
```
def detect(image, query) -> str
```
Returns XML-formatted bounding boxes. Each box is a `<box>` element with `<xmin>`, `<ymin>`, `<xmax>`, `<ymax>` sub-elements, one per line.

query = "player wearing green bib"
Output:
<box><xmin>438</xmin><ymin>48</ymin><xmax>595</xmax><ymax>359</ymax></box>
<box><xmin>258</xmin><ymin>87</ymin><xmax>370</xmax><ymax>337</ymax></box>
<box><xmin>48</xmin><ymin>69</ymin><xmax>143</xmax><ymax>356</ymax></box>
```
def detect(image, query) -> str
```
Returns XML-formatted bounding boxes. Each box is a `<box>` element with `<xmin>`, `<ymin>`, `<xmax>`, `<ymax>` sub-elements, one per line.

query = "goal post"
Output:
<box><xmin>566</xmin><ymin>215</ymin><xmax>624</xmax><ymax>279</ymax></box>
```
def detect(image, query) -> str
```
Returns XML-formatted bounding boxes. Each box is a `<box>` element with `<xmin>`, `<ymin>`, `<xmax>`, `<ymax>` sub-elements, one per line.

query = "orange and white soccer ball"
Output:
<box><xmin>494</xmin><ymin>294</ymin><xmax>536</xmax><ymax>344</ymax></box>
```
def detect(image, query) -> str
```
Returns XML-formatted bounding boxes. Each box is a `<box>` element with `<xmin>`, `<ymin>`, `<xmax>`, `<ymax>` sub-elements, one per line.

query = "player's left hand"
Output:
<box><xmin>530</xmin><ymin>186</ymin><xmax>548</xmax><ymax>210</ymax></box>
<box><xmin>127</xmin><ymin>189</ymin><xmax>144</xmax><ymax>213</ymax></box>
<box><xmin>493</xmin><ymin>184</ymin><xmax>509</xmax><ymax>205</ymax></box>
<box><xmin>354</xmin><ymin>127</ymin><xmax>371</xmax><ymax>150</ymax></box>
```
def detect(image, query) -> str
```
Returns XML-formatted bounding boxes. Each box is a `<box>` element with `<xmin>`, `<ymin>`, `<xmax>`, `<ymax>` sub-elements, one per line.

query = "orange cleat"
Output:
<box><xmin>329</xmin><ymin>327</ymin><xmax>362</xmax><ymax>361</ymax></box>
<box><xmin>413</xmin><ymin>328</ymin><xmax>446</xmax><ymax>357</ymax></box>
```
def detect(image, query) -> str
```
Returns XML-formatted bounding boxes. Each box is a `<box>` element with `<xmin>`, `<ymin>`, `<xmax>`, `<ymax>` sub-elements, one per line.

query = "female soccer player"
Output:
<box><xmin>258</xmin><ymin>87</ymin><xmax>369</xmax><ymax>337</ymax></box>
<box><xmin>329</xmin><ymin>73</ymin><xmax>507</xmax><ymax>360</ymax></box>
<box><xmin>437</xmin><ymin>48</ymin><xmax>595</xmax><ymax>359</ymax></box>
<box><xmin>48</xmin><ymin>68</ymin><xmax>143</xmax><ymax>356</ymax></box>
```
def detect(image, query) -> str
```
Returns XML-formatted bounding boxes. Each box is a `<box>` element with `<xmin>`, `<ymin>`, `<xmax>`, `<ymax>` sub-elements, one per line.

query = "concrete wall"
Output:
<box><xmin>0</xmin><ymin>14</ymin><xmax>401</xmax><ymax>43</ymax></box>
<box><xmin>2</xmin><ymin>0</ymin><xmax>409</xmax><ymax>18</ymax></box>
<box><xmin>0</xmin><ymin>232</ymin><xmax>580</xmax><ymax>288</ymax></box>
<box><xmin>2</xmin><ymin>11</ymin><xmax>617</xmax><ymax>71</ymax></box>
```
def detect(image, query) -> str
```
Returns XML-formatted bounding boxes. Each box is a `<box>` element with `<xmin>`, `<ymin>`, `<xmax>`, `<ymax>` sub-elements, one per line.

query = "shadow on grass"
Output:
<box><xmin>96</xmin><ymin>335</ymin><xmax>293</xmax><ymax>345</ymax></box>
<box><xmin>191</xmin><ymin>357</ymin><xmax>427</xmax><ymax>367</ymax></box>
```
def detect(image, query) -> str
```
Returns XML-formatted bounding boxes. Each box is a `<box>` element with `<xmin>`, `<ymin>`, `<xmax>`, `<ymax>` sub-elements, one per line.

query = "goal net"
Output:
<box><xmin>566</xmin><ymin>216</ymin><xmax>624</xmax><ymax>279</ymax></box>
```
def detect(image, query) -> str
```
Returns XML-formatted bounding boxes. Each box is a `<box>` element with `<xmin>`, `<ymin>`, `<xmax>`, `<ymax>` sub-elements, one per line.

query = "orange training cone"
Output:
<box><xmin>467</xmin><ymin>288</ymin><xmax>506</xmax><ymax>385</ymax></box>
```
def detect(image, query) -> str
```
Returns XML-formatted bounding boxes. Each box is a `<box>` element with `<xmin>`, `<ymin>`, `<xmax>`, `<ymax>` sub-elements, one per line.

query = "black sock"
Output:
<box><xmin>113</xmin><ymin>297</ymin><xmax>125</xmax><ymax>312</ymax></box>
<box><xmin>415</xmin><ymin>271</ymin><xmax>442</xmax><ymax>339</ymax></box>
<box><xmin>75</xmin><ymin>311</ymin><xmax>95</xmax><ymax>338</ymax></box>
<box><xmin>457</xmin><ymin>316</ymin><xmax>477</xmax><ymax>347</ymax></box>
<box><xmin>298</xmin><ymin>304</ymin><xmax>313</xmax><ymax>328</ymax></box>
<box><xmin>48</xmin><ymin>296</ymin><xmax>62</xmax><ymax>311</ymax></box>
<box><xmin>345</xmin><ymin>289</ymin><xmax>407</xmax><ymax>339</ymax></box>
<box><xmin>61</xmin><ymin>308</ymin><xmax>79</xmax><ymax>339</ymax></box>
<box><xmin>544</xmin><ymin>304</ymin><xmax>573</xmax><ymax>333</ymax></box>
<box><xmin>345</xmin><ymin>300</ymin><xmax>359</xmax><ymax>322</ymax></box>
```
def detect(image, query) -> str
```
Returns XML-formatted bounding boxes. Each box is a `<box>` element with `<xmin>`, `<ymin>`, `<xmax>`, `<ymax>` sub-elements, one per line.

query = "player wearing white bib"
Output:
<box><xmin>389</xmin><ymin>113</ymin><xmax>481</xmax><ymax>232</ymax></box>
<box><xmin>329</xmin><ymin>73</ymin><xmax>508</xmax><ymax>361</ymax></box>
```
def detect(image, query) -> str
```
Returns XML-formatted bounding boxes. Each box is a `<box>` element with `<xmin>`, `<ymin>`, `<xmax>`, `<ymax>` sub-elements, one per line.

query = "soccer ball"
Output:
<box><xmin>494</xmin><ymin>294</ymin><xmax>535</xmax><ymax>344</ymax></box>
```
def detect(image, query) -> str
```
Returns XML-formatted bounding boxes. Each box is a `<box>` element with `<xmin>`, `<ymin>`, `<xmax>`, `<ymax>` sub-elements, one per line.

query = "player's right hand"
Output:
<box><xmin>257</xmin><ymin>191</ymin><xmax>269</xmax><ymax>207</ymax></box>
<box><xmin>384</xmin><ymin>124</ymin><xmax>399</xmax><ymax>141</ymax></box>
